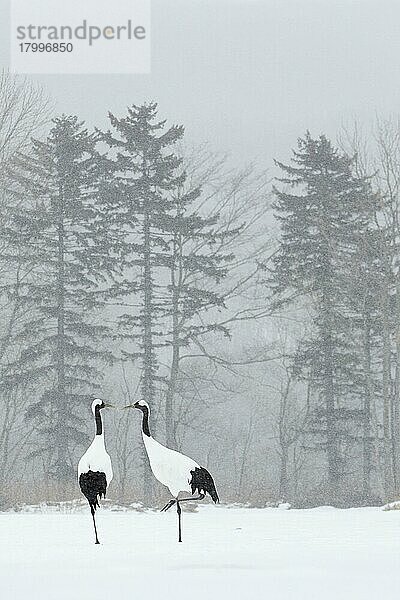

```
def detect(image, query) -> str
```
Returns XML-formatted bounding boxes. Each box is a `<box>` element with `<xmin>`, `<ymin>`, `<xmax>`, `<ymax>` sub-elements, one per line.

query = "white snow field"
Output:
<box><xmin>2</xmin><ymin>504</ymin><xmax>400</xmax><ymax>600</ymax></box>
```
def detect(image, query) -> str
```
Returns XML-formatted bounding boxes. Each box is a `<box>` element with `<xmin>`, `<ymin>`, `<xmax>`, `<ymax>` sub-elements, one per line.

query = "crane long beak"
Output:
<box><xmin>103</xmin><ymin>402</ymin><xmax>115</xmax><ymax>408</ymax></box>
<box><xmin>122</xmin><ymin>404</ymin><xmax>135</xmax><ymax>409</ymax></box>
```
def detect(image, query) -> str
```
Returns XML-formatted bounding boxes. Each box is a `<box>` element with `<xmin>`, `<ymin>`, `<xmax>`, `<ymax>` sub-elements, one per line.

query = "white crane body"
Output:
<box><xmin>143</xmin><ymin>432</ymin><xmax>199</xmax><ymax>497</ymax></box>
<box><xmin>78</xmin><ymin>435</ymin><xmax>113</xmax><ymax>485</ymax></box>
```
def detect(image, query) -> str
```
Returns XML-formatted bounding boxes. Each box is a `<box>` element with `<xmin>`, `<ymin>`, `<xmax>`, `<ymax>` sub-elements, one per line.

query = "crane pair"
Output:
<box><xmin>78</xmin><ymin>398</ymin><xmax>219</xmax><ymax>544</ymax></box>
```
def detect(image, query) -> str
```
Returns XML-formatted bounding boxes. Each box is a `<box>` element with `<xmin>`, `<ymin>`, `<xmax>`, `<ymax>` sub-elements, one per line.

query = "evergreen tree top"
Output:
<box><xmin>101</xmin><ymin>102</ymin><xmax>184</xmax><ymax>153</ymax></box>
<box><xmin>275</xmin><ymin>132</ymin><xmax>354</xmax><ymax>181</ymax></box>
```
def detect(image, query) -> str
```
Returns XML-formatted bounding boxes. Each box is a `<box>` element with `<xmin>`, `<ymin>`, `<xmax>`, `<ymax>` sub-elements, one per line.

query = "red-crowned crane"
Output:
<box><xmin>78</xmin><ymin>398</ymin><xmax>114</xmax><ymax>544</ymax></box>
<box><xmin>124</xmin><ymin>399</ymin><xmax>219</xmax><ymax>542</ymax></box>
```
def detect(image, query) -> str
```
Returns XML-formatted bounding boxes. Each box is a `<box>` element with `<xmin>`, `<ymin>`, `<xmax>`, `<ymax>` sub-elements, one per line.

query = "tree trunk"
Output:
<box><xmin>237</xmin><ymin>417</ymin><xmax>253</xmax><ymax>501</ymax></box>
<box><xmin>362</xmin><ymin>306</ymin><xmax>373</xmax><ymax>499</ymax></box>
<box><xmin>324</xmin><ymin>328</ymin><xmax>339</xmax><ymax>500</ymax></box>
<box><xmin>56</xmin><ymin>183</ymin><xmax>67</xmax><ymax>486</ymax></box>
<box><xmin>322</xmin><ymin>286</ymin><xmax>340</xmax><ymax>500</ymax></box>
<box><xmin>143</xmin><ymin>202</ymin><xmax>154</xmax><ymax>408</ymax></box>
<box><xmin>165</xmin><ymin>338</ymin><xmax>179</xmax><ymax>449</ymax></box>
<box><xmin>382</xmin><ymin>278</ymin><xmax>393</xmax><ymax>499</ymax></box>
<box><xmin>392</xmin><ymin>279</ymin><xmax>400</xmax><ymax>492</ymax></box>
<box><xmin>142</xmin><ymin>168</ymin><xmax>154</xmax><ymax>504</ymax></box>
<box><xmin>279</xmin><ymin>445</ymin><xmax>290</xmax><ymax>501</ymax></box>
<box><xmin>165</xmin><ymin>231</ymin><xmax>182</xmax><ymax>449</ymax></box>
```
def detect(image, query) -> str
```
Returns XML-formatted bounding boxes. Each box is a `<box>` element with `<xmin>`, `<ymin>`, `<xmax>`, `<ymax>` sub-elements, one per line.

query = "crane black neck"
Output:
<box><xmin>140</xmin><ymin>405</ymin><xmax>151</xmax><ymax>437</ymax></box>
<box><xmin>94</xmin><ymin>405</ymin><xmax>103</xmax><ymax>436</ymax></box>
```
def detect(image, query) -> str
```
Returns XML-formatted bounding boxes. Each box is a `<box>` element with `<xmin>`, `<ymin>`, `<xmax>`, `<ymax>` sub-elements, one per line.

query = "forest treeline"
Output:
<box><xmin>1</xmin><ymin>73</ymin><xmax>400</xmax><ymax>508</ymax></box>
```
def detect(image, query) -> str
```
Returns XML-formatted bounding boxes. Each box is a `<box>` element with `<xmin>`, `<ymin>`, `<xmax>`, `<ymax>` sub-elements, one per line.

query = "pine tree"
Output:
<box><xmin>272</xmin><ymin>132</ymin><xmax>375</xmax><ymax>501</ymax></box>
<box><xmin>99</xmin><ymin>103</ymin><xmax>185</xmax><ymax>498</ymax></box>
<box><xmin>99</xmin><ymin>104</ymin><xmax>186</xmax><ymax>405</ymax></box>
<box><xmin>12</xmin><ymin>115</ymin><xmax>114</xmax><ymax>482</ymax></box>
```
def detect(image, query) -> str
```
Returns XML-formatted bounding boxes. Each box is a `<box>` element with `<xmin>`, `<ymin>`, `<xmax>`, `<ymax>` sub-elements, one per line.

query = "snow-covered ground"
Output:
<box><xmin>2</xmin><ymin>504</ymin><xmax>400</xmax><ymax>600</ymax></box>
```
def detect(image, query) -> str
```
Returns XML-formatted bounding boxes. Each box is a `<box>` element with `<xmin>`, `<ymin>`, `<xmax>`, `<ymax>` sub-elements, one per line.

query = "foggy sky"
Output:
<box><xmin>1</xmin><ymin>0</ymin><xmax>400</xmax><ymax>166</ymax></box>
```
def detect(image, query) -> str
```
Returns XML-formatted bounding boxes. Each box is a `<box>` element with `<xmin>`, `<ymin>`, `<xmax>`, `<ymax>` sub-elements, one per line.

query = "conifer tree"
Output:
<box><xmin>99</xmin><ymin>103</ymin><xmax>185</xmax><ymax>409</ymax></box>
<box><xmin>272</xmin><ymin>132</ymin><xmax>375</xmax><ymax>500</ymax></box>
<box><xmin>12</xmin><ymin>115</ymin><xmax>114</xmax><ymax>481</ymax></box>
<box><xmin>99</xmin><ymin>103</ymin><xmax>185</xmax><ymax>499</ymax></box>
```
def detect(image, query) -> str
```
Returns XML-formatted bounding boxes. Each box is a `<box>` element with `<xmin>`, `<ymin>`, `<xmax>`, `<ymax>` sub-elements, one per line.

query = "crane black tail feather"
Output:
<box><xmin>79</xmin><ymin>471</ymin><xmax>107</xmax><ymax>512</ymax></box>
<box><xmin>190</xmin><ymin>467</ymin><xmax>219</xmax><ymax>503</ymax></box>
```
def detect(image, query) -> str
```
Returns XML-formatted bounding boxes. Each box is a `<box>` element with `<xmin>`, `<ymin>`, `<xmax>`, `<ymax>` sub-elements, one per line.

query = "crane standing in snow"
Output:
<box><xmin>78</xmin><ymin>398</ymin><xmax>114</xmax><ymax>544</ymax></box>
<box><xmin>124</xmin><ymin>399</ymin><xmax>219</xmax><ymax>542</ymax></box>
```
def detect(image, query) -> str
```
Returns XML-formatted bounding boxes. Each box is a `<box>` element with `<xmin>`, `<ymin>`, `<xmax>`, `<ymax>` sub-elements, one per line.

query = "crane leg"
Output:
<box><xmin>161</xmin><ymin>493</ymin><xmax>204</xmax><ymax>512</ymax></box>
<box><xmin>161</xmin><ymin>499</ymin><xmax>176</xmax><ymax>512</ymax></box>
<box><xmin>91</xmin><ymin>507</ymin><xmax>100</xmax><ymax>544</ymax></box>
<box><xmin>161</xmin><ymin>494</ymin><xmax>205</xmax><ymax>543</ymax></box>
<box><xmin>177</xmin><ymin>500</ymin><xmax>182</xmax><ymax>542</ymax></box>
<box><xmin>177</xmin><ymin>493</ymin><xmax>205</xmax><ymax>503</ymax></box>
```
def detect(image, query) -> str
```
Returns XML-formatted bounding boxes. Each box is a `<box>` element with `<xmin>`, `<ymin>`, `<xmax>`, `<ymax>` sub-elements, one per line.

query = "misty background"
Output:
<box><xmin>2</xmin><ymin>0</ymin><xmax>400</xmax><ymax>165</ymax></box>
<box><xmin>1</xmin><ymin>0</ymin><xmax>400</xmax><ymax>509</ymax></box>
